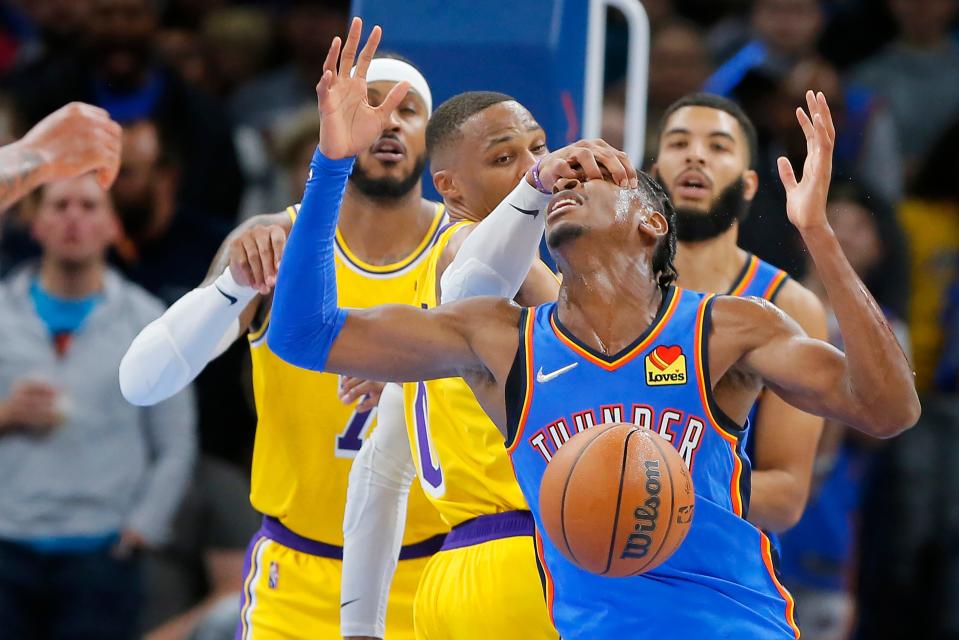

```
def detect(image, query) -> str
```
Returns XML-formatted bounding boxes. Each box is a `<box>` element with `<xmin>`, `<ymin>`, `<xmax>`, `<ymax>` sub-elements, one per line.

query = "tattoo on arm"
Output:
<box><xmin>0</xmin><ymin>148</ymin><xmax>45</xmax><ymax>212</ymax></box>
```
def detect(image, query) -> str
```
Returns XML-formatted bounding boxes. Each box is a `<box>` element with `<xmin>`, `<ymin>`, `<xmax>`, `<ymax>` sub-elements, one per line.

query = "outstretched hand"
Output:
<box><xmin>778</xmin><ymin>91</ymin><xmax>835</xmax><ymax>232</ymax></box>
<box><xmin>316</xmin><ymin>17</ymin><xmax>410</xmax><ymax>160</ymax></box>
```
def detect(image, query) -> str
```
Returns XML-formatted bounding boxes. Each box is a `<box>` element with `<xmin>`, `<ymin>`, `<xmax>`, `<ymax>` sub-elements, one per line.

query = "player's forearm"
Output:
<box><xmin>0</xmin><ymin>141</ymin><xmax>48</xmax><ymax>212</ymax></box>
<box><xmin>342</xmin><ymin>384</ymin><xmax>415</xmax><ymax>638</ymax></box>
<box><xmin>440</xmin><ymin>178</ymin><xmax>550</xmax><ymax>303</ymax></box>
<box><xmin>747</xmin><ymin>470</ymin><xmax>807</xmax><ymax>533</ymax></box>
<box><xmin>268</xmin><ymin>149</ymin><xmax>352</xmax><ymax>370</ymax></box>
<box><xmin>119</xmin><ymin>268</ymin><xmax>256</xmax><ymax>406</ymax></box>
<box><xmin>801</xmin><ymin>224</ymin><xmax>920</xmax><ymax>435</ymax></box>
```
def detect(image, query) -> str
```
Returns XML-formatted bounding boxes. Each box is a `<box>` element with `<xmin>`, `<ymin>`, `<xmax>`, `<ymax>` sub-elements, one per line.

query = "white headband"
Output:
<box><xmin>362</xmin><ymin>58</ymin><xmax>432</xmax><ymax>116</ymax></box>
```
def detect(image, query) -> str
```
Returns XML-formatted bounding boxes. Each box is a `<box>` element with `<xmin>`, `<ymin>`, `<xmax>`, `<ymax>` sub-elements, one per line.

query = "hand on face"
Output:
<box><xmin>778</xmin><ymin>91</ymin><xmax>835</xmax><ymax>233</ymax></box>
<box><xmin>531</xmin><ymin>139</ymin><xmax>639</xmax><ymax>194</ymax></box>
<box><xmin>229</xmin><ymin>223</ymin><xmax>288</xmax><ymax>294</ymax></box>
<box><xmin>316</xmin><ymin>17</ymin><xmax>411</xmax><ymax>160</ymax></box>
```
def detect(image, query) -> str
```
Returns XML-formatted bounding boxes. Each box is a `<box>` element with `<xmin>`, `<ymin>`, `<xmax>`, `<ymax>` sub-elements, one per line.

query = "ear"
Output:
<box><xmin>639</xmin><ymin>209</ymin><xmax>668</xmax><ymax>240</ymax></box>
<box><xmin>742</xmin><ymin>169</ymin><xmax>759</xmax><ymax>202</ymax></box>
<box><xmin>432</xmin><ymin>169</ymin><xmax>461</xmax><ymax>202</ymax></box>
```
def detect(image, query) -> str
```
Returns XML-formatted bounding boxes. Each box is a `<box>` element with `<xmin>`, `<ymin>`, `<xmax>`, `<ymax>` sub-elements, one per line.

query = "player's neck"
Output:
<box><xmin>38</xmin><ymin>256</ymin><xmax>105</xmax><ymax>298</ymax></box>
<box><xmin>555</xmin><ymin>248</ymin><xmax>664</xmax><ymax>356</ymax></box>
<box><xmin>338</xmin><ymin>183</ymin><xmax>436</xmax><ymax>266</ymax></box>
<box><xmin>674</xmin><ymin>225</ymin><xmax>747</xmax><ymax>294</ymax></box>
<box><xmin>443</xmin><ymin>200</ymin><xmax>483</xmax><ymax>224</ymax></box>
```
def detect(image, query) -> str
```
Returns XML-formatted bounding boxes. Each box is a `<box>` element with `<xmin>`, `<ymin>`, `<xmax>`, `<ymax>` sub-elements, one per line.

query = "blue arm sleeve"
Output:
<box><xmin>267</xmin><ymin>148</ymin><xmax>354</xmax><ymax>371</ymax></box>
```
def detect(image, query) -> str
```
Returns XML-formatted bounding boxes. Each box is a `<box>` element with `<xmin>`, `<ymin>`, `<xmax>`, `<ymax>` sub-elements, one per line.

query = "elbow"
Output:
<box><xmin>773</xmin><ymin>501</ymin><xmax>806</xmax><ymax>534</ymax></box>
<box><xmin>863</xmin><ymin>392</ymin><xmax>922</xmax><ymax>439</ymax></box>
<box><xmin>118</xmin><ymin>352</ymin><xmax>160</xmax><ymax>406</ymax></box>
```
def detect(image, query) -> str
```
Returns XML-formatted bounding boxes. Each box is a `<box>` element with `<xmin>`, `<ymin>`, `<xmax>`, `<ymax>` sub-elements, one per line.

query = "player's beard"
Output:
<box><xmin>350</xmin><ymin>153</ymin><xmax>426</xmax><ymax>200</ymax></box>
<box><xmin>659</xmin><ymin>176</ymin><xmax>750</xmax><ymax>243</ymax></box>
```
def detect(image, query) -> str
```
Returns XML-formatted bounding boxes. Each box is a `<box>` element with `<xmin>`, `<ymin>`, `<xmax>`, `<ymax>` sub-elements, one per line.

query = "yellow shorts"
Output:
<box><xmin>237</xmin><ymin>517</ymin><xmax>440</xmax><ymax>640</ymax></box>
<box><xmin>413</xmin><ymin>512</ymin><xmax>558</xmax><ymax>640</ymax></box>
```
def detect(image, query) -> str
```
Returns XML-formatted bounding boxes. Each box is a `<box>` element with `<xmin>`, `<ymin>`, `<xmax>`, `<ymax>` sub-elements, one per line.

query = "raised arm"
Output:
<box><xmin>723</xmin><ymin>92</ymin><xmax>919</xmax><ymax>438</ymax></box>
<box><xmin>0</xmin><ymin>103</ymin><xmax>122</xmax><ymax>212</ymax></box>
<box><xmin>267</xmin><ymin>18</ymin><xmax>502</xmax><ymax>386</ymax></box>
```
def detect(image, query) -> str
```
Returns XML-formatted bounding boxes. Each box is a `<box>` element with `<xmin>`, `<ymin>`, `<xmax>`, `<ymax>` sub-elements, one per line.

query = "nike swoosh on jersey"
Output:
<box><xmin>536</xmin><ymin>362</ymin><xmax>579</xmax><ymax>383</ymax></box>
<box><xmin>215</xmin><ymin>285</ymin><xmax>238</xmax><ymax>305</ymax></box>
<box><xmin>509</xmin><ymin>203</ymin><xmax>540</xmax><ymax>218</ymax></box>
<box><xmin>341</xmin><ymin>598</ymin><xmax>360</xmax><ymax>608</ymax></box>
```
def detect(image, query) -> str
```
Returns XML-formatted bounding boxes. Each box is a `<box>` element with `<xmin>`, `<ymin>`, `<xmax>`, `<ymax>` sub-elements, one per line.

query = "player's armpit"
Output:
<box><xmin>718</xmin><ymin>296</ymin><xmax>912</xmax><ymax>438</ymax></box>
<box><xmin>325</xmin><ymin>296</ymin><xmax>521</xmax><ymax>389</ymax></box>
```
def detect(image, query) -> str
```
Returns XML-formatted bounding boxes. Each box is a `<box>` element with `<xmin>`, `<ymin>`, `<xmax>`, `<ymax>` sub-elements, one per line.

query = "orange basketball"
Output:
<box><xmin>539</xmin><ymin>422</ymin><xmax>695</xmax><ymax>577</ymax></box>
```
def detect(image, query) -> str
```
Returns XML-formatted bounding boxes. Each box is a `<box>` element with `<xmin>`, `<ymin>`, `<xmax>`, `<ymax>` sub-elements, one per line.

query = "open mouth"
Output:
<box><xmin>547</xmin><ymin>190</ymin><xmax>586</xmax><ymax>220</ymax></box>
<box><xmin>370</xmin><ymin>137</ymin><xmax>406</xmax><ymax>163</ymax></box>
<box><xmin>674</xmin><ymin>170</ymin><xmax>712</xmax><ymax>200</ymax></box>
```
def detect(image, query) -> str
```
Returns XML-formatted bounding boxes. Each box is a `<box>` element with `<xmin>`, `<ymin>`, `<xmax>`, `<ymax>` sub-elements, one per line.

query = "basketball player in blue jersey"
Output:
<box><xmin>651</xmin><ymin>94</ymin><xmax>828</xmax><ymax>535</ymax></box>
<box><xmin>268</xmin><ymin>20</ymin><xmax>920</xmax><ymax>638</ymax></box>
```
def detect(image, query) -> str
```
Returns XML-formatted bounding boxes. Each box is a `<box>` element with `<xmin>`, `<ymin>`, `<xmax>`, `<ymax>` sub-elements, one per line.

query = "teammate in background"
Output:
<box><xmin>267</xmin><ymin>20</ymin><xmax>919</xmax><ymax>639</ymax></box>
<box><xmin>334</xmin><ymin>93</ymin><xmax>634</xmax><ymax>640</ymax></box>
<box><xmin>119</xmin><ymin>54</ymin><xmax>450</xmax><ymax>638</ymax></box>
<box><xmin>651</xmin><ymin>93</ymin><xmax>828</xmax><ymax>533</ymax></box>
<box><xmin>0</xmin><ymin>102</ymin><xmax>121</xmax><ymax>213</ymax></box>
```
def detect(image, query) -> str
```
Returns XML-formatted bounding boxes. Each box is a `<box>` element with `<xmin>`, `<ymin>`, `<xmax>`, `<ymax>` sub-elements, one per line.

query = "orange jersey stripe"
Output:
<box><xmin>535</xmin><ymin>531</ymin><xmax>557</xmax><ymax>627</ymax></box>
<box><xmin>729</xmin><ymin>255</ymin><xmax>760</xmax><ymax>297</ymax></box>
<box><xmin>548</xmin><ymin>290</ymin><xmax>682</xmax><ymax>372</ymax></box>
<box><xmin>507</xmin><ymin>309</ymin><xmax>538</xmax><ymax>456</ymax></box>
<box><xmin>762</xmin><ymin>269</ymin><xmax>789</xmax><ymax>300</ymax></box>
<box><xmin>693</xmin><ymin>296</ymin><xmax>745</xmax><ymax>517</ymax></box>
<box><xmin>761</xmin><ymin>534</ymin><xmax>801</xmax><ymax>638</ymax></box>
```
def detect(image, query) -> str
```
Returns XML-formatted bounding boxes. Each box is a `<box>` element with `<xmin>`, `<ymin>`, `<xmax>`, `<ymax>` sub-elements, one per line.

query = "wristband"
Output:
<box><xmin>530</xmin><ymin>158</ymin><xmax>552</xmax><ymax>195</ymax></box>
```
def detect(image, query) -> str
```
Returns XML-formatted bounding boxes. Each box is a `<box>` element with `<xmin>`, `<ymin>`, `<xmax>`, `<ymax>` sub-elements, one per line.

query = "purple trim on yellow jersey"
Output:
<box><xmin>440</xmin><ymin>510</ymin><xmax>535</xmax><ymax>551</ymax></box>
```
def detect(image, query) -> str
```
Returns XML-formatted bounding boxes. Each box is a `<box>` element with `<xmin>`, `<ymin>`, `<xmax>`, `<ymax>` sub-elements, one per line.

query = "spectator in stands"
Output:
<box><xmin>111</xmin><ymin>119</ymin><xmax>230</xmax><ymax>305</ymax></box>
<box><xmin>12</xmin><ymin>0</ymin><xmax>244</xmax><ymax>218</ymax></box>
<box><xmin>0</xmin><ymin>172</ymin><xmax>196</xmax><ymax>639</ymax></box>
<box><xmin>230</xmin><ymin>2</ymin><xmax>345</xmax><ymax>132</ymax></box>
<box><xmin>852</xmin><ymin>0</ymin><xmax>959</xmax><ymax>175</ymax></box>
<box><xmin>705</xmin><ymin>0</ymin><xmax>824</xmax><ymax>96</ymax></box>
<box><xmin>201</xmin><ymin>7</ymin><xmax>272</xmax><ymax>101</ymax></box>
<box><xmin>142</xmin><ymin>456</ymin><xmax>260</xmax><ymax>640</ymax></box>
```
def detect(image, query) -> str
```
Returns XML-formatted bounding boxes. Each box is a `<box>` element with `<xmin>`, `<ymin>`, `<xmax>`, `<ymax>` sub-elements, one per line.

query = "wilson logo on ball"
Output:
<box><xmin>645</xmin><ymin>345</ymin><xmax>686</xmax><ymax>386</ymax></box>
<box><xmin>621</xmin><ymin>460</ymin><xmax>662</xmax><ymax>559</ymax></box>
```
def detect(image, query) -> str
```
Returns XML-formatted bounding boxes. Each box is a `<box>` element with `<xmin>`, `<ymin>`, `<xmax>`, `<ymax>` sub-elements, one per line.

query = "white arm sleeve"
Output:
<box><xmin>119</xmin><ymin>267</ymin><xmax>258</xmax><ymax>406</ymax></box>
<box><xmin>440</xmin><ymin>177</ymin><xmax>551</xmax><ymax>303</ymax></box>
<box><xmin>341</xmin><ymin>383</ymin><xmax>416</xmax><ymax>639</ymax></box>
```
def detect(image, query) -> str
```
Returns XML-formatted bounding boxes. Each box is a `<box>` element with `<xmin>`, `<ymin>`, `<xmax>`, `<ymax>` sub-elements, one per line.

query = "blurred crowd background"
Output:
<box><xmin>0</xmin><ymin>0</ymin><xmax>956</xmax><ymax>638</ymax></box>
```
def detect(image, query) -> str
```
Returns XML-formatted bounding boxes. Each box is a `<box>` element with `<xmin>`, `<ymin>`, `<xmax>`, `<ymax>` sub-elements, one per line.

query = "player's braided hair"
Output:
<box><xmin>639</xmin><ymin>171</ymin><xmax>678</xmax><ymax>289</ymax></box>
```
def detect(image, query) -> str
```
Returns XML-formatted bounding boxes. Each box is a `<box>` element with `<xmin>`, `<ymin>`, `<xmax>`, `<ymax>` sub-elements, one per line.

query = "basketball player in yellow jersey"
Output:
<box><xmin>336</xmin><ymin>93</ymin><xmax>636</xmax><ymax>640</ymax></box>
<box><xmin>649</xmin><ymin>93</ymin><xmax>828</xmax><ymax>534</ymax></box>
<box><xmin>119</xmin><ymin>55</ymin><xmax>448</xmax><ymax>639</ymax></box>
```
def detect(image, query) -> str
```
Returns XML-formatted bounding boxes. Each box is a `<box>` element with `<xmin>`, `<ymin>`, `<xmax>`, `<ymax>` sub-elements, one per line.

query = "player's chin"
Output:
<box><xmin>546</xmin><ymin>221</ymin><xmax>587</xmax><ymax>250</ymax></box>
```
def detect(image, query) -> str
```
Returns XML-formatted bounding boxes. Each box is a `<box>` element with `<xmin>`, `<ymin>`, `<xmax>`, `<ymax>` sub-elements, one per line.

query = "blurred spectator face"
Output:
<box><xmin>770</xmin><ymin>58</ymin><xmax>844</xmax><ymax>154</ymax></box>
<box><xmin>285</xmin><ymin>5</ymin><xmax>346</xmax><ymax>70</ymax></box>
<box><xmin>649</xmin><ymin>22</ymin><xmax>711</xmax><ymax>109</ymax></box>
<box><xmin>350</xmin><ymin>82</ymin><xmax>429</xmax><ymax>200</ymax></box>
<box><xmin>653</xmin><ymin>105</ymin><xmax>758</xmax><ymax>241</ymax></box>
<box><xmin>828</xmin><ymin>199</ymin><xmax>882</xmax><ymax>277</ymax></box>
<box><xmin>202</xmin><ymin>7</ymin><xmax>272</xmax><ymax>97</ymax></box>
<box><xmin>112</xmin><ymin>120</ymin><xmax>177</xmax><ymax>242</ymax></box>
<box><xmin>21</xmin><ymin>0</ymin><xmax>93</xmax><ymax>47</ymax></box>
<box><xmin>751</xmin><ymin>0</ymin><xmax>824</xmax><ymax>58</ymax></box>
<box><xmin>156</xmin><ymin>29</ymin><xmax>208</xmax><ymax>89</ymax></box>
<box><xmin>88</xmin><ymin>0</ymin><xmax>157</xmax><ymax>89</ymax></box>
<box><xmin>31</xmin><ymin>174</ymin><xmax>118</xmax><ymax>266</ymax></box>
<box><xmin>889</xmin><ymin>0</ymin><xmax>958</xmax><ymax>44</ymax></box>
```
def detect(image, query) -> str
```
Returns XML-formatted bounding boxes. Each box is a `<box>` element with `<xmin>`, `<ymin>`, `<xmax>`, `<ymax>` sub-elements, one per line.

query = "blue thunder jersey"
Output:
<box><xmin>730</xmin><ymin>254</ymin><xmax>791</xmax><ymax>459</ymax></box>
<box><xmin>505</xmin><ymin>287</ymin><xmax>801</xmax><ymax>639</ymax></box>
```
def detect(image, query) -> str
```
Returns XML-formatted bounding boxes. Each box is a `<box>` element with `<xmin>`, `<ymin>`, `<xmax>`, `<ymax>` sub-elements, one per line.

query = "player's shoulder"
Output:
<box><xmin>769</xmin><ymin>278</ymin><xmax>827</xmax><ymax>338</ymax></box>
<box><xmin>710</xmin><ymin>294</ymin><xmax>799</xmax><ymax>344</ymax></box>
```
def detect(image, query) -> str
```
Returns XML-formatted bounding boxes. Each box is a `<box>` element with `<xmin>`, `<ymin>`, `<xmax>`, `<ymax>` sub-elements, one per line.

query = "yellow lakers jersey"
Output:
<box><xmin>248</xmin><ymin>203</ymin><xmax>449</xmax><ymax>545</ymax></box>
<box><xmin>403</xmin><ymin>221</ymin><xmax>530</xmax><ymax>528</ymax></box>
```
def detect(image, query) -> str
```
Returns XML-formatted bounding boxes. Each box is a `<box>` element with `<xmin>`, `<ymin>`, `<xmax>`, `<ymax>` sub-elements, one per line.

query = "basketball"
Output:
<box><xmin>539</xmin><ymin>423</ymin><xmax>695</xmax><ymax>578</ymax></box>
